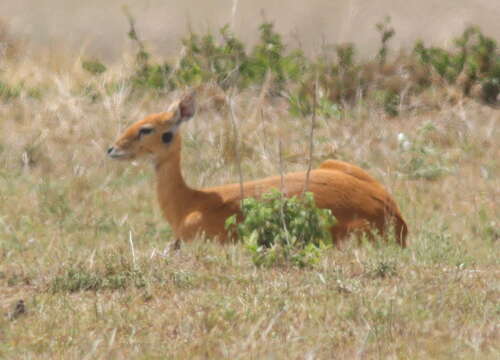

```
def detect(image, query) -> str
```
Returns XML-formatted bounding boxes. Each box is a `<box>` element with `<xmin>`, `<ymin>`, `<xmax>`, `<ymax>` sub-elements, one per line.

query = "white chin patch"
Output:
<box><xmin>108</xmin><ymin>148</ymin><xmax>132</xmax><ymax>159</ymax></box>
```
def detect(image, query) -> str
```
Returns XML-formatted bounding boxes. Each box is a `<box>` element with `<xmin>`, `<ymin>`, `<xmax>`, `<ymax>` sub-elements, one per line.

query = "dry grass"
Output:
<box><xmin>0</xmin><ymin>43</ymin><xmax>499</xmax><ymax>359</ymax></box>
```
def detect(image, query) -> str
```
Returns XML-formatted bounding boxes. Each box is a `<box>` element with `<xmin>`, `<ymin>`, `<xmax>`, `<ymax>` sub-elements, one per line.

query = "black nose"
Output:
<box><xmin>107</xmin><ymin>147</ymin><xmax>113</xmax><ymax>154</ymax></box>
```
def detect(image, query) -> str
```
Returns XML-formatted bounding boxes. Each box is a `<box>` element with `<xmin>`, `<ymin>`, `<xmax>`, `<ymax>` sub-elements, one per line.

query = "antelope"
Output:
<box><xmin>107</xmin><ymin>93</ymin><xmax>408</xmax><ymax>247</ymax></box>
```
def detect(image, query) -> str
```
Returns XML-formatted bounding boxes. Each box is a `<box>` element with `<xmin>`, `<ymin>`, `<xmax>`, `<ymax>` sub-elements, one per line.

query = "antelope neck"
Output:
<box><xmin>154</xmin><ymin>146</ymin><xmax>200</xmax><ymax>230</ymax></box>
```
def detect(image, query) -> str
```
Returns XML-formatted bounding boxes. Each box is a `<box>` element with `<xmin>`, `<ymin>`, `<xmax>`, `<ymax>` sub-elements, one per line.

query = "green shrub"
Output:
<box><xmin>82</xmin><ymin>59</ymin><xmax>107</xmax><ymax>75</ymax></box>
<box><xmin>124</xmin><ymin>9</ymin><xmax>172</xmax><ymax>91</ymax></box>
<box><xmin>226</xmin><ymin>190</ymin><xmax>335</xmax><ymax>267</ymax></box>
<box><xmin>246</xmin><ymin>22</ymin><xmax>306</xmax><ymax>91</ymax></box>
<box><xmin>174</xmin><ymin>25</ymin><xmax>247</xmax><ymax>88</ymax></box>
<box><xmin>173</xmin><ymin>22</ymin><xmax>306</xmax><ymax>91</ymax></box>
<box><xmin>51</xmin><ymin>264</ymin><xmax>145</xmax><ymax>293</ymax></box>
<box><xmin>124</xmin><ymin>12</ymin><xmax>306</xmax><ymax>91</ymax></box>
<box><xmin>132</xmin><ymin>62</ymin><xmax>172</xmax><ymax>90</ymax></box>
<box><xmin>0</xmin><ymin>80</ymin><xmax>44</xmax><ymax>101</ymax></box>
<box><xmin>376</xmin><ymin>16</ymin><xmax>395</xmax><ymax>66</ymax></box>
<box><xmin>375</xmin><ymin>89</ymin><xmax>400</xmax><ymax>117</ymax></box>
<box><xmin>287</xmin><ymin>86</ymin><xmax>341</xmax><ymax>118</ymax></box>
<box><xmin>0</xmin><ymin>80</ymin><xmax>20</xmax><ymax>100</ymax></box>
<box><xmin>414</xmin><ymin>26</ymin><xmax>500</xmax><ymax>103</ymax></box>
<box><xmin>120</xmin><ymin>14</ymin><xmax>499</xmax><ymax>108</ymax></box>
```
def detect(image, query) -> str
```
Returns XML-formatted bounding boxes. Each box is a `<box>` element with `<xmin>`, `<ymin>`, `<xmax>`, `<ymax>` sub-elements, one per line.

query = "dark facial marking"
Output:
<box><xmin>162</xmin><ymin>131</ymin><xmax>174</xmax><ymax>144</ymax></box>
<box><xmin>139</xmin><ymin>127</ymin><xmax>154</xmax><ymax>137</ymax></box>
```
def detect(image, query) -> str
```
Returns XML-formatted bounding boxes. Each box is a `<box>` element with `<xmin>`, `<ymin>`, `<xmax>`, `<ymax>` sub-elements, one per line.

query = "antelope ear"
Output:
<box><xmin>169</xmin><ymin>92</ymin><xmax>196</xmax><ymax>125</ymax></box>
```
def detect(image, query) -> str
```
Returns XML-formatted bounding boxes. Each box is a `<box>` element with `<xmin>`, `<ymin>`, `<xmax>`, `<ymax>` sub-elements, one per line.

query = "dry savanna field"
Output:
<box><xmin>0</xmin><ymin>3</ymin><xmax>499</xmax><ymax>359</ymax></box>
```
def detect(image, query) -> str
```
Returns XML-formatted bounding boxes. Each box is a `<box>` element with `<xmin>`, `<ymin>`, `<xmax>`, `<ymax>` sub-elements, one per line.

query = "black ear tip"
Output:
<box><xmin>162</xmin><ymin>131</ymin><xmax>174</xmax><ymax>144</ymax></box>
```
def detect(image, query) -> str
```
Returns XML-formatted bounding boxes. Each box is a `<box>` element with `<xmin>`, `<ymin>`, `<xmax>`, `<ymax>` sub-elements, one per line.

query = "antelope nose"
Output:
<box><xmin>107</xmin><ymin>147</ymin><xmax>114</xmax><ymax>155</ymax></box>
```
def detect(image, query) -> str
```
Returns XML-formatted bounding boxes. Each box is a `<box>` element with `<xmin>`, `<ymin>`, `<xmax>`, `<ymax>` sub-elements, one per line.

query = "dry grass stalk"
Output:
<box><xmin>304</xmin><ymin>72</ymin><xmax>318</xmax><ymax>194</ymax></box>
<box><xmin>227</xmin><ymin>90</ymin><xmax>244</xmax><ymax>200</ymax></box>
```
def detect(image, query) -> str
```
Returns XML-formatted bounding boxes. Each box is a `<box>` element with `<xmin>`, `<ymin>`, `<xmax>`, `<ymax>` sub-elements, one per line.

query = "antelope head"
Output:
<box><xmin>107</xmin><ymin>93</ymin><xmax>196</xmax><ymax>162</ymax></box>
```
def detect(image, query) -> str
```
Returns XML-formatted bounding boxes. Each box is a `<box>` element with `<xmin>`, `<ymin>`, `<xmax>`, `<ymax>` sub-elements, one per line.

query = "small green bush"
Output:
<box><xmin>0</xmin><ymin>80</ymin><xmax>42</xmax><ymax>101</ymax></box>
<box><xmin>375</xmin><ymin>89</ymin><xmax>400</xmax><ymax>117</ymax></box>
<box><xmin>132</xmin><ymin>62</ymin><xmax>172</xmax><ymax>90</ymax></box>
<box><xmin>0</xmin><ymin>80</ymin><xmax>20</xmax><ymax>100</ymax></box>
<box><xmin>414</xmin><ymin>26</ymin><xmax>500</xmax><ymax>103</ymax></box>
<box><xmin>82</xmin><ymin>59</ymin><xmax>107</xmax><ymax>75</ymax></box>
<box><xmin>51</xmin><ymin>265</ymin><xmax>145</xmax><ymax>293</ymax></box>
<box><xmin>246</xmin><ymin>22</ymin><xmax>307</xmax><ymax>91</ymax></box>
<box><xmin>376</xmin><ymin>16</ymin><xmax>395</xmax><ymax>66</ymax></box>
<box><xmin>226</xmin><ymin>190</ymin><xmax>336</xmax><ymax>267</ymax></box>
<box><xmin>174</xmin><ymin>25</ymin><xmax>247</xmax><ymax>88</ymax></box>
<box><xmin>124</xmin><ymin>8</ymin><xmax>172</xmax><ymax>91</ymax></box>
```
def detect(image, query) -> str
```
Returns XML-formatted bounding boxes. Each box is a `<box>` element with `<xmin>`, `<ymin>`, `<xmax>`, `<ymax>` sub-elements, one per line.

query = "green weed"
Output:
<box><xmin>0</xmin><ymin>80</ymin><xmax>21</xmax><ymax>100</ymax></box>
<box><xmin>226</xmin><ymin>190</ymin><xmax>335</xmax><ymax>267</ymax></box>
<box><xmin>51</xmin><ymin>262</ymin><xmax>146</xmax><ymax>293</ymax></box>
<box><xmin>414</xmin><ymin>26</ymin><xmax>500</xmax><ymax>103</ymax></box>
<box><xmin>376</xmin><ymin>16</ymin><xmax>395</xmax><ymax>66</ymax></box>
<box><xmin>81</xmin><ymin>59</ymin><xmax>107</xmax><ymax>75</ymax></box>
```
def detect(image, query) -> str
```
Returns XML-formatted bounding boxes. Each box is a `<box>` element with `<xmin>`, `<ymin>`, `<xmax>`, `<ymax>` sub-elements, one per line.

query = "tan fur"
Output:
<box><xmin>108</xmin><ymin>94</ymin><xmax>408</xmax><ymax>247</ymax></box>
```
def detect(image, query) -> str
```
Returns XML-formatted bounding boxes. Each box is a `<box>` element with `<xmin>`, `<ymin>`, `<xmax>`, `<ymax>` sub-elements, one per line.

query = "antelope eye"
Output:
<box><xmin>162</xmin><ymin>131</ymin><xmax>173</xmax><ymax>144</ymax></box>
<box><xmin>139</xmin><ymin>127</ymin><xmax>154</xmax><ymax>136</ymax></box>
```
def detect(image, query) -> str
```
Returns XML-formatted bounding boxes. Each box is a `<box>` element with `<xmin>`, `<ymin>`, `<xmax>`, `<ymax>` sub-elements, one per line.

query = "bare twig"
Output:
<box><xmin>264</xmin><ymin>87</ymin><xmax>289</xmax><ymax>243</ymax></box>
<box><xmin>122</xmin><ymin>6</ymin><xmax>146</xmax><ymax>60</ymax></box>
<box><xmin>249</xmin><ymin>70</ymin><xmax>273</xmax><ymax>123</ymax></box>
<box><xmin>128</xmin><ymin>230</ymin><xmax>137</xmax><ymax>270</ymax></box>
<box><xmin>304</xmin><ymin>72</ymin><xmax>318</xmax><ymax>194</ymax></box>
<box><xmin>230</xmin><ymin>0</ymin><xmax>239</xmax><ymax>31</ymax></box>
<box><xmin>278</xmin><ymin>136</ymin><xmax>291</xmax><ymax>244</ymax></box>
<box><xmin>278</xmin><ymin>138</ymin><xmax>285</xmax><ymax>193</ymax></box>
<box><xmin>165</xmin><ymin>45</ymin><xmax>187</xmax><ymax>87</ymax></box>
<box><xmin>227</xmin><ymin>92</ymin><xmax>244</xmax><ymax>200</ymax></box>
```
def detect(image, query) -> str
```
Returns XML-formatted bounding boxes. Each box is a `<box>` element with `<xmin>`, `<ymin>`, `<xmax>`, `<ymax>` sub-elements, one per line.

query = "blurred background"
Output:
<box><xmin>2</xmin><ymin>0</ymin><xmax>500</xmax><ymax>58</ymax></box>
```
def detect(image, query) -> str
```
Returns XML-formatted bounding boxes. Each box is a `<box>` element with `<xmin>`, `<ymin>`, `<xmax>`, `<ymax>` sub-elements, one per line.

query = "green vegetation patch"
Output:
<box><xmin>81</xmin><ymin>59</ymin><xmax>107</xmax><ymax>75</ymax></box>
<box><xmin>120</xmin><ymin>15</ymin><xmax>499</xmax><ymax>114</ymax></box>
<box><xmin>51</xmin><ymin>265</ymin><xmax>146</xmax><ymax>293</ymax></box>
<box><xmin>226</xmin><ymin>190</ymin><xmax>335</xmax><ymax>267</ymax></box>
<box><xmin>0</xmin><ymin>80</ymin><xmax>21</xmax><ymax>100</ymax></box>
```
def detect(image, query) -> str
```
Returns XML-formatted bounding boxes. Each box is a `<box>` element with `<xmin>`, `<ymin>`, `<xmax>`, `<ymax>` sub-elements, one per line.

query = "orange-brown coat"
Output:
<box><xmin>108</xmin><ymin>94</ymin><xmax>408</xmax><ymax>247</ymax></box>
